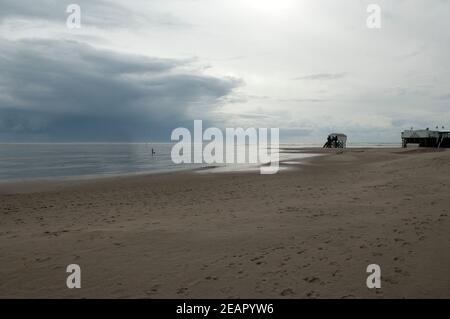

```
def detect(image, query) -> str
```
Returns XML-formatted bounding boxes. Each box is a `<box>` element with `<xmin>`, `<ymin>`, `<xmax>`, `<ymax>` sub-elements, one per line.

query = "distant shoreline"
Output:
<box><xmin>0</xmin><ymin>147</ymin><xmax>324</xmax><ymax>192</ymax></box>
<box><xmin>0</xmin><ymin>145</ymin><xmax>402</xmax><ymax>188</ymax></box>
<box><xmin>0</xmin><ymin>144</ymin><xmax>402</xmax><ymax>184</ymax></box>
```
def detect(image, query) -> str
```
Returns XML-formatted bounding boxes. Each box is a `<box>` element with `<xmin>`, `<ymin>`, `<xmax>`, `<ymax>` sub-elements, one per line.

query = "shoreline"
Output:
<box><xmin>1</xmin><ymin>147</ymin><xmax>449</xmax><ymax>298</ymax></box>
<box><xmin>0</xmin><ymin>147</ymin><xmax>325</xmax><ymax>193</ymax></box>
<box><xmin>0</xmin><ymin>146</ymin><xmax>399</xmax><ymax>188</ymax></box>
<box><xmin>0</xmin><ymin>146</ymin><xmax>390</xmax><ymax>189</ymax></box>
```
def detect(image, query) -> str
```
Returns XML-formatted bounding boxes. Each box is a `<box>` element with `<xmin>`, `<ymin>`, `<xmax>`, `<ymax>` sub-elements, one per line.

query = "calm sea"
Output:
<box><xmin>0</xmin><ymin>142</ymin><xmax>400</xmax><ymax>182</ymax></box>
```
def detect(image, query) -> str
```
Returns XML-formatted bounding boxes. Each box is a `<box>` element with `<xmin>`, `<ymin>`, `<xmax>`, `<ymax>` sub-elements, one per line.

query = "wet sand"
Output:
<box><xmin>0</xmin><ymin>148</ymin><xmax>449</xmax><ymax>298</ymax></box>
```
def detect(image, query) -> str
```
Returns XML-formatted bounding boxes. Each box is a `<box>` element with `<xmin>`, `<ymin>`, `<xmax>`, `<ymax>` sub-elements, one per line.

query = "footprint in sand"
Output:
<box><xmin>306</xmin><ymin>290</ymin><xmax>319</xmax><ymax>298</ymax></box>
<box><xmin>280</xmin><ymin>288</ymin><xmax>295</xmax><ymax>296</ymax></box>
<box><xmin>384</xmin><ymin>277</ymin><xmax>398</xmax><ymax>284</ymax></box>
<box><xmin>145</xmin><ymin>284</ymin><xmax>160</xmax><ymax>296</ymax></box>
<box><xmin>394</xmin><ymin>267</ymin><xmax>410</xmax><ymax>277</ymax></box>
<box><xmin>303</xmin><ymin>276</ymin><xmax>320</xmax><ymax>283</ymax></box>
<box><xmin>176</xmin><ymin>287</ymin><xmax>188</xmax><ymax>295</ymax></box>
<box><xmin>205</xmin><ymin>276</ymin><xmax>218</xmax><ymax>281</ymax></box>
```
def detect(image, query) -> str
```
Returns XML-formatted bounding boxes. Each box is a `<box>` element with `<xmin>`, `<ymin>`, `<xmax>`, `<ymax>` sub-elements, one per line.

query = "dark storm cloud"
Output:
<box><xmin>0</xmin><ymin>0</ymin><xmax>132</xmax><ymax>26</ymax></box>
<box><xmin>0</xmin><ymin>39</ymin><xmax>240</xmax><ymax>141</ymax></box>
<box><xmin>292</xmin><ymin>73</ymin><xmax>347</xmax><ymax>81</ymax></box>
<box><xmin>0</xmin><ymin>0</ymin><xmax>187</xmax><ymax>29</ymax></box>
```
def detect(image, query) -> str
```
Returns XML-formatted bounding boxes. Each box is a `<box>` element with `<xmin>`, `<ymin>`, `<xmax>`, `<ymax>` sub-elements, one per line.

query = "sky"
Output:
<box><xmin>0</xmin><ymin>0</ymin><xmax>449</xmax><ymax>143</ymax></box>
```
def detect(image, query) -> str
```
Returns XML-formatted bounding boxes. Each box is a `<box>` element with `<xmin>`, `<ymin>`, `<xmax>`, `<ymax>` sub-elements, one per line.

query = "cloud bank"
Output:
<box><xmin>0</xmin><ymin>39</ymin><xmax>240</xmax><ymax>141</ymax></box>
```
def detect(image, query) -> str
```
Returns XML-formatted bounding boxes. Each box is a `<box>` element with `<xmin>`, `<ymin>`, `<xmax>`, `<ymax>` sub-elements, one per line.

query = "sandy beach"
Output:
<box><xmin>0</xmin><ymin>148</ymin><xmax>449</xmax><ymax>298</ymax></box>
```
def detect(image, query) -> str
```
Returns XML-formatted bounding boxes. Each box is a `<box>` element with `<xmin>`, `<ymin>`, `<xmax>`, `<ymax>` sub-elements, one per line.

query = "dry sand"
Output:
<box><xmin>0</xmin><ymin>148</ymin><xmax>449</xmax><ymax>298</ymax></box>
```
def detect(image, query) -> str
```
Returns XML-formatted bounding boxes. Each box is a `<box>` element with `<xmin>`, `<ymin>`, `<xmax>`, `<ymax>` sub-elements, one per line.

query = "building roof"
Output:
<box><xmin>329</xmin><ymin>133</ymin><xmax>347</xmax><ymax>137</ymax></box>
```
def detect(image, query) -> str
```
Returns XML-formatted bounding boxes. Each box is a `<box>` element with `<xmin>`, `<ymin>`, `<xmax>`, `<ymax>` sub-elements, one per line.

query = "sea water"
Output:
<box><xmin>0</xmin><ymin>142</ymin><xmax>399</xmax><ymax>182</ymax></box>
